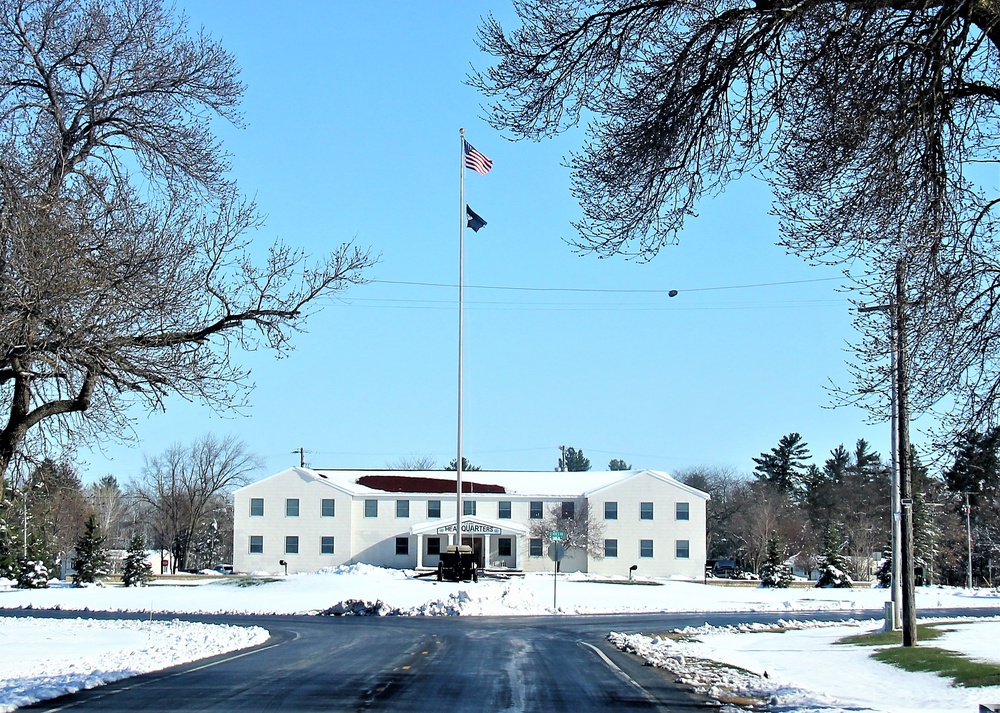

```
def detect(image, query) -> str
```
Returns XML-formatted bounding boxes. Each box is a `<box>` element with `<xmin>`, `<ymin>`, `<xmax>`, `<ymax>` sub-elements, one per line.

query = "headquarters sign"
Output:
<box><xmin>437</xmin><ymin>522</ymin><xmax>502</xmax><ymax>535</ymax></box>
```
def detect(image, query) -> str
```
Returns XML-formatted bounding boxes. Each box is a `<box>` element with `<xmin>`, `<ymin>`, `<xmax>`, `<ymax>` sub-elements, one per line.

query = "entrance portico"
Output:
<box><xmin>411</xmin><ymin>517</ymin><xmax>528</xmax><ymax>570</ymax></box>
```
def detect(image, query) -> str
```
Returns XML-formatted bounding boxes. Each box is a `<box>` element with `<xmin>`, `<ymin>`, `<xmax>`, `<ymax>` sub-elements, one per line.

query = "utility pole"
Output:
<box><xmin>964</xmin><ymin>491</ymin><xmax>973</xmax><ymax>589</ymax></box>
<box><xmin>292</xmin><ymin>448</ymin><xmax>306</xmax><ymax>468</ymax></box>
<box><xmin>895</xmin><ymin>259</ymin><xmax>917</xmax><ymax>647</ymax></box>
<box><xmin>559</xmin><ymin>445</ymin><xmax>567</xmax><ymax>472</ymax></box>
<box><xmin>859</xmin><ymin>259</ymin><xmax>916</xmax><ymax>643</ymax></box>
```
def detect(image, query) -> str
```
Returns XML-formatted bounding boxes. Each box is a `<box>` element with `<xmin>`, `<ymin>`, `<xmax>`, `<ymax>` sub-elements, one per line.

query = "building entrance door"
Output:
<box><xmin>461</xmin><ymin>536</ymin><xmax>485</xmax><ymax>567</ymax></box>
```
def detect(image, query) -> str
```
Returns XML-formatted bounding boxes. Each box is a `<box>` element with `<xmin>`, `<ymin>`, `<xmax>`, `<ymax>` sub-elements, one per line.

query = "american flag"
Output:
<box><xmin>464</xmin><ymin>140</ymin><xmax>493</xmax><ymax>175</ymax></box>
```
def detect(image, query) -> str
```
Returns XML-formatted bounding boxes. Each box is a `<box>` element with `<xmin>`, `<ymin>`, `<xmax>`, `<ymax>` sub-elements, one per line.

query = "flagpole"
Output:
<box><xmin>456</xmin><ymin>128</ymin><xmax>466</xmax><ymax>548</ymax></box>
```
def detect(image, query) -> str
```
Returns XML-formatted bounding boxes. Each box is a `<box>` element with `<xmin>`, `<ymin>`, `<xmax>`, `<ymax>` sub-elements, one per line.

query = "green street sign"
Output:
<box><xmin>550</xmin><ymin>531</ymin><xmax>566</xmax><ymax>541</ymax></box>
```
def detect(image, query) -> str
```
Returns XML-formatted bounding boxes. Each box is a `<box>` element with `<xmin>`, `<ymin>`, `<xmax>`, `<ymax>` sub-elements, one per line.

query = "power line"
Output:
<box><xmin>372</xmin><ymin>276</ymin><xmax>842</xmax><ymax>294</ymax></box>
<box><xmin>335</xmin><ymin>297</ymin><xmax>845</xmax><ymax>312</ymax></box>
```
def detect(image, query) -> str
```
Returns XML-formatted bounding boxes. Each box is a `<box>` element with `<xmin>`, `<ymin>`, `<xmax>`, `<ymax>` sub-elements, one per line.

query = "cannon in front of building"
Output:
<box><xmin>437</xmin><ymin>545</ymin><xmax>478</xmax><ymax>582</ymax></box>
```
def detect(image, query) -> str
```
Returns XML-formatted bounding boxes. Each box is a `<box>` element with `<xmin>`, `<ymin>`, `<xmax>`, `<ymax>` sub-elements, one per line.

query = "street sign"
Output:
<box><xmin>548</xmin><ymin>543</ymin><xmax>566</xmax><ymax>562</ymax></box>
<box><xmin>550</xmin><ymin>531</ymin><xmax>566</xmax><ymax>541</ymax></box>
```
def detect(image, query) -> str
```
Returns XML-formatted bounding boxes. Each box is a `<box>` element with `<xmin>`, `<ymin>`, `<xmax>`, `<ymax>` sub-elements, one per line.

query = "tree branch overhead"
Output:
<box><xmin>0</xmin><ymin>0</ymin><xmax>375</xmax><ymax>490</ymax></box>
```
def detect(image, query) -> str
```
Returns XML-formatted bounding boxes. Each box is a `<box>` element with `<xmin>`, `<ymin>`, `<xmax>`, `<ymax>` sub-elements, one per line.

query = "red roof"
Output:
<box><xmin>356</xmin><ymin>475</ymin><xmax>506</xmax><ymax>494</ymax></box>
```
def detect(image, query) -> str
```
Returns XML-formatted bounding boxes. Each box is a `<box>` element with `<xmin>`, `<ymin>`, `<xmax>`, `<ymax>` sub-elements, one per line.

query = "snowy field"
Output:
<box><xmin>0</xmin><ymin>566</ymin><xmax>998</xmax><ymax>712</ymax></box>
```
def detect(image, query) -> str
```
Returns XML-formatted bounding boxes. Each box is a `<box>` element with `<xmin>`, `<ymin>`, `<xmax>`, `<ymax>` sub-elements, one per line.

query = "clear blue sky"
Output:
<box><xmin>80</xmin><ymin>1</ymin><xmax>907</xmax><ymax>483</ymax></box>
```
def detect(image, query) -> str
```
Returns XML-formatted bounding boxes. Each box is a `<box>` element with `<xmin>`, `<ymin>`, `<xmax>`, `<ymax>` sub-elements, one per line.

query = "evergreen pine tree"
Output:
<box><xmin>72</xmin><ymin>513</ymin><xmax>108</xmax><ymax>586</ymax></box>
<box><xmin>122</xmin><ymin>533</ymin><xmax>153</xmax><ymax>587</ymax></box>
<box><xmin>445</xmin><ymin>457</ymin><xmax>482</xmax><ymax>472</ymax></box>
<box><xmin>752</xmin><ymin>433</ymin><xmax>811</xmax><ymax>498</ymax></box>
<box><xmin>16</xmin><ymin>549</ymin><xmax>49</xmax><ymax>589</ymax></box>
<box><xmin>560</xmin><ymin>447</ymin><xmax>591</xmax><ymax>472</ymax></box>
<box><xmin>873</xmin><ymin>540</ymin><xmax>892</xmax><ymax>588</ymax></box>
<box><xmin>759</xmin><ymin>531</ymin><xmax>793</xmax><ymax>588</ymax></box>
<box><xmin>0</xmin><ymin>514</ymin><xmax>16</xmax><ymax>580</ymax></box>
<box><xmin>909</xmin><ymin>448</ymin><xmax>940</xmax><ymax>585</ymax></box>
<box><xmin>815</xmin><ymin>524</ymin><xmax>853</xmax><ymax>588</ymax></box>
<box><xmin>608</xmin><ymin>459</ymin><xmax>632</xmax><ymax>471</ymax></box>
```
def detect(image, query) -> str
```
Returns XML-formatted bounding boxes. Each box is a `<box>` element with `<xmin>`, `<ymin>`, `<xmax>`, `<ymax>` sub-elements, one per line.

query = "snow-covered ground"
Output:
<box><xmin>0</xmin><ymin>616</ymin><xmax>269</xmax><ymax>712</ymax></box>
<box><xmin>0</xmin><ymin>567</ymin><xmax>998</xmax><ymax>712</ymax></box>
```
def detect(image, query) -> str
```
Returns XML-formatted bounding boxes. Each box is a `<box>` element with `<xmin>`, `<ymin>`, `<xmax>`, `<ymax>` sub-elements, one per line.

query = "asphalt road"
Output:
<box><xmin>8</xmin><ymin>607</ymin><xmax>1000</xmax><ymax>712</ymax></box>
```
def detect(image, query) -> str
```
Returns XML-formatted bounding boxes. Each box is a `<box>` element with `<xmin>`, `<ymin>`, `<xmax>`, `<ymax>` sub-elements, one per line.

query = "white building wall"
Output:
<box><xmin>234</xmin><ymin>470</ymin><xmax>354</xmax><ymax>574</ymax></box>
<box><xmin>587</xmin><ymin>474</ymin><xmax>707</xmax><ymax>579</ymax></box>
<box><xmin>233</xmin><ymin>469</ymin><xmax>707</xmax><ymax>578</ymax></box>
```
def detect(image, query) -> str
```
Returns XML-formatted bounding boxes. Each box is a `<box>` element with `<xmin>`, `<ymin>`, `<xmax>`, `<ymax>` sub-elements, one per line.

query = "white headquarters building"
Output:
<box><xmin>233</xmin><ymin>468</ymin><xmax>709</xmax><ymax>578</ymax></box>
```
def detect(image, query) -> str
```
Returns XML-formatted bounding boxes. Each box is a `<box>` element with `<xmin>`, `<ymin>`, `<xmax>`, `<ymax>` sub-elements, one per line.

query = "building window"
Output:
<box><xmin>529</xmin><ymin>538</ymin><xmax>543</xmax><ymax>557</ymax></box>
<box><xmin>676</xmin><ymin>540</ymin><xmax>690</xmax><ymax>559</ymax></box>
<box><xmin>498</xmin><ymin>501</ymin><xmax>511</xmax><ymax>519</ymax></box>
<box><xmin>604</xmin><ymin>501</ymin><xmax>617</xmax><ymax>520</ymax></box>
<box><xmin>498</xmin><ymin>537</ymin><xmax>512</xmax><ymax>557</ymax></box>
<box><xmin>561</xmin><ymin>501</ymin><xmax>575</xmax><ymax>519</ymax></box>
<box><xmin>249</xmin><ymin>498</ymin><xmax>264</xmax><ymax>517</ymax></box>
<box><xmin>464</xmin><ymin>500</ymin><xmax>476</xmax><ymax>516</ymax></box>
<box><xmin>321</xmin><ymin>536</ymin><xmax>335</xmax><ymax>554</ymax></box>
<box><xmin>427</xmin><ymin>537</ymin><xmax>441</xmax><ymax>556</ymax></box>
<box><xmin>365</xmin><ymin>499</ymin><xmax>378</xmax><ymax>518</ymax></box>
<box><xmin>286</xmin><ymin>498</ymin><xmax>299</xmax><ymax>517</ymax></box>
<box><xmin>640</xmin><ymin>502</ymin><xmax>654</xmax><ymax>520</ymax></box>
<box><xmin>322</xmin><ymin>499</ymin><xmax>335</xmax><ymax>517</ymax></box>
<box><xmin>395</xmin><ymin>537</ymin><xmax>409</xmax><ymax>555</ymax></box>
<box><xmin>530</xmin><ymin>501</ymin><xmax>543</xmax><ymax>519</ymax></box>
<box><xmin>249</xmin><ymin>535</ymin><xmax>263</xmax><ymax>554</ymax></box>
<box><xmin>604</xmin><ymin>539</ymin><xmax>618</xmax><ymax>558</ymax></box>
<box><xmin>428</xmin><ymin>500</ymin><xmax>441</xmax><ymax>518</ymax></box>
<box><xmin>676</xmin><ymin>502</ymin><xmax>690</xmax><ymax>521</ymax></box>
<box><xmin>640</xmin><ymin>539</ymin><xmax>654</xmax><ymax>558</ymax></box>
<box><xmin>285</xmin><ymin>536</ymin><xmax>299</xmax><ymax>555</ymax></box>
<box><xmin>396</xmin><ymin>499</ymin><xmax>410</xmax><ymax>518</ymax></box>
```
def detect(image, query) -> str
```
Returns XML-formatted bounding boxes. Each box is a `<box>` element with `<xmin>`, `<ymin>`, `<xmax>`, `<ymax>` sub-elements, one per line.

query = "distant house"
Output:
<box><xmin>59</xmin><ymin>548</ymin><xmax>172</xmax><ymax>580</ymax></box>
<box><xmin>233</xmin><ymin>468</ymin><xmax>709</xmax><ymax>578</ymax></box>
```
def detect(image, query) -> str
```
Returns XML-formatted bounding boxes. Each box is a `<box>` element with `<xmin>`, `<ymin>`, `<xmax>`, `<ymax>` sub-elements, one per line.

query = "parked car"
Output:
<box><xmin>706</xmin><ymin>559</ymin><xmax>736</xmax><ymax>578</ymax></box>
<box><xmin>213</xmin><ymin>564</ymin><xmax>234</xmax><ymax>575</ymax></box>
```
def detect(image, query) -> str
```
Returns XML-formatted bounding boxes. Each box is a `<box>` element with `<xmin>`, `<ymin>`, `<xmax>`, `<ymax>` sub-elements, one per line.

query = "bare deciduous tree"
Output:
<box><xmin>473</xmin><ymin>0</ymin><xmax>1000</xmax><ymax>446</ymax></box>
<box><xmin>528</xmin><ymin>501</ymin><xmax>605</xmax><ymax>559</ymax></box>
<box><xmin>676</xmin><ymin>465</ymin><xmax>751</xmax><ymax>560</ymax></box>
<box><xmin>0</xmin><ymin>0</ymin><xmax>375</xmax><ymax>497</ymax></box>
<box><xmin>132</xmin><ymin>433</ymin><xmax>261</xmax><ymax>572</ymax></box>
<box><xmin>386</xmin><ymin>455</ymin><xmax>439</xmax><ymax>470</ymax></box>
<box><xmin>729</xmin><ymin>483</ymin><xmax>804</xmax><ymax>575</ymax></box>
<box><xmin>86</xmin><ymin>475</ymin><xmax>128</xmax><ymax>549</ymax></box>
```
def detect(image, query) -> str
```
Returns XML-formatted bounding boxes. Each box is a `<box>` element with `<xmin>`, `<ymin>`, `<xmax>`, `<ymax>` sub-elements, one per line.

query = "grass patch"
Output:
<box><xmin>874</xmin><ymin>646</ymin><xmax>1000</xmax><ymax>687</ymax></box>
<box><xmin>839</xmin><ymin>623</ymin><xmax>1000</xmax><ymax>688</ymax></box>
<box><xmin>837</xmin><ymin>624</ymin><xmax>946</xmax><ymax>647</ymax></box>
<box><xmin>231</xmin><ymin>576</ymin><xmax>279</xmax><ymax>587</ymax></box>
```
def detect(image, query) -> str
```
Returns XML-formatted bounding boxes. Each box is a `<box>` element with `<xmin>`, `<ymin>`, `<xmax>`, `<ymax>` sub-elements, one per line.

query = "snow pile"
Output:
<box><xmin>0</xmin><ymin>617</ymin><xmax>269</xmax><ymax>712</ymax></box>
<box><xmin>320</xmin><ymin>599</ymin><xmax>400</xmax><ymax>616</ymax></box>
<box><xmin>403</xmin><ymin>580</ymin><xmax>545</xmax><ymax>616</ymax></box>
<box><xmin>610</xmin><ymin>630</ymin><xmax>798</xmax><ymax>708</ymax></box>
<box><xmin>315</xmin><ymin>562</ymin><xmax>410</xmax><ymax>579</ymax></box>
